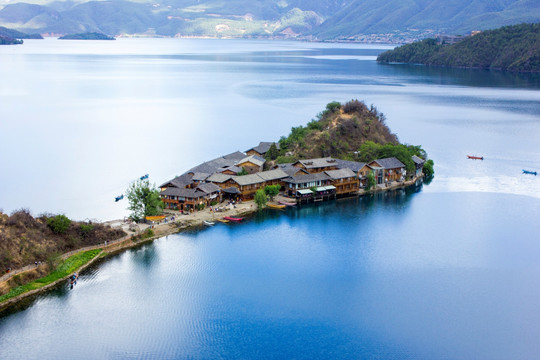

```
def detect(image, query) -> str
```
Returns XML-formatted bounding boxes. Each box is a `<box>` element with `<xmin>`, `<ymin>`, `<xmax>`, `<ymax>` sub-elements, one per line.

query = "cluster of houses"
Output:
<box><xmin>160</xmin><ymin>142</ymin><xmax>426</xmax><ymax>211</ymax></box>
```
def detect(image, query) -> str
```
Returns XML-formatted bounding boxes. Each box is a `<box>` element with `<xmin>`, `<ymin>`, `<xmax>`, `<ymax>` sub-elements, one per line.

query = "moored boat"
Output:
<box><xmin>268</xmin><ymin>203</ymin><xmax>286</xmax><ymax>209</ymax></box>
<box><xmin>115</xmin><ymin>194</ymin><xmax>124</xmax><ymax>202</ymax></box>
<box><xmin>522</xmin><ymin>169</ymin><xmax>537</xmax><ymax>175</ymax></box>
<box><xmin>467</xmin><ymin>155</ymin><xmax>484</xmax><ymax>160</ymax></box>
<box><xmin>203</xmin><ymin>220</ymin><xmax>215</xmax><ymax>226</ymax></box>
<box><xmin>223</xmin><ymin>216</ymin><xmax>243</xmax><ymax>222</ymax></box>
<box><xmin>217</xmin><ymin>218</ymin><xmax>229</xmax><ymax>223</ymax></box>
<box><xmin>278</xmin><ymin>201</ymin><xmax>296</xmax><ymax>207</ymax></box>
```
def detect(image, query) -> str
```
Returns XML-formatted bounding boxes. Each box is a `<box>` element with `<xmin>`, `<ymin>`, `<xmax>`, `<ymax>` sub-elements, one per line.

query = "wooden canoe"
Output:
<box><xmin>217</xmin><ymin>219</ymin><xmax>229</xmax><ymax>223</ymax></box>
<box><xmin>223</xmin><ymin>216</ymin><xmax>243</xmax><ymax>222</ymax></box>
<box><xmin>467</xmin><ymin>155</ymin><xmax>484</xmax><ymax>160</ymax></box>
<box><xmin>522</xmin><ymin>169</ymin><xmax>537</xmax><ymax>175</ymax></box>
<box><xmin>268</xmin><ymin>203</ymin><xmax>286</xmax><ymax>209</ymax></box>
<box><xmin>278</xmin><ymin>201</ymin><xmax>296</xmax><ymax>207</ymax></box>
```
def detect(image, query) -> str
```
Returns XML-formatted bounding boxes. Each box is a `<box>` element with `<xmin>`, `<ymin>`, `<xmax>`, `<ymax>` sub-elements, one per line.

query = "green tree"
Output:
<box><xmin>237</xmin><ymin>167</ymin><xmax>249</xmax><ymax>176</ymax></box>
<box><xmin>47</xmin><ymin>215</ymin><xmax>71</xmax><ymax>234</ymax></box>
<box><xmin>265</xmin><ymin>143</ymin><xmax>279</xmax><ymax>161</ymax></box>
<box><xmin>254</xmin><ymin>188</ymin><xmax>267</xmax><ymax>210</ymax></box>
<box><xmin>423</xmin><ymin>159</ymin><xmax>434</xmax><ymax>178</ymax></box>
<box><xmin>126</xmin><ymin>179</ymin><xmax>163</xmax><ymax>222</ymax></box>
<box><xmin>366</xmin><ymin>172</ymin><xmax>376</xmax><ymax>192</ymax></box>
<box><xmin>264</xmin><ymin>184</ymin><xmax>280</xmax><ymax>201</ymax></box>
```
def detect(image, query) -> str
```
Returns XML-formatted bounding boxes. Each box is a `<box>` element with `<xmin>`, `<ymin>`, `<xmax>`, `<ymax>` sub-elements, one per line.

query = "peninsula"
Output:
<box><xmin>377</xmin><ymin>22</ymin><xmax>540</xmax><ymax>73</ymax></box>
<box><xmin>1</xmin><ymin>100</ymin><xmax>433</xmax><ymax>311</ymax></box>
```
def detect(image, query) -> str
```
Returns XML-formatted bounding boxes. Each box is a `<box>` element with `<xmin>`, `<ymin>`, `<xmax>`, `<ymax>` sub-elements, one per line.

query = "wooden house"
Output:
<box><xmin>235</xmin><ymin>155</ymin><xmax>265</xmax><ymax>174</ymax></box>
<box><xmin>293</xmin><ymin>157</ymin><xmax>339</xmax><ymax>174</ymax></box>
<box><xmin>206</xmin><ymin>173</ymin><xmax>235</xmax><ymax>189</ymax></box>
<box><xmin>245</xmin><ymin>142</ymin><xmax>279</xmax><ymax>157</ymax></box>
<box><xmin>358</xmin><ymin>164</ymin><xmax>374</xmax><ymax>188</ymax></box>
<box><xmin>283</xmin><ymin>172</ymin><xmax>332</xmax><ymax>198</ymax></box>
<box><xmin>231</xmin><ymin>173</ymin><xmax>266</xmax><ymax>200</ymax></box>
<box><xmin>325</xmin><ymin>168</ymin><xmax>359</xmax><ymax>196</ymax></box>
<box><xmin>255</xmin><ymin>169</ymin><xmax>289</xmax><ymax>188</ymax></box>
<box><xmin>274</xmin><ymin>163</ymin><xmax>310</xmax><ymax>177</ymax></box>
<box><xmin>160</xmin><ymin>183</ymin><xmax>221</xmax><ymax>212</ymax></box>
<box><xmin>368</xmin><ymin>157</ymin><xmax>406</xmax><ymax>185</ymax></box>
<box><xmin>412</xmin><ymin>155</ymin><xmax>426</xmax><ymax>178</ymax></box>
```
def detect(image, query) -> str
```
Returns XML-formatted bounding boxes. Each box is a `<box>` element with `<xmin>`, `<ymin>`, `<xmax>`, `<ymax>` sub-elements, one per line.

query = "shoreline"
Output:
<box><xmin>0</xmin><ymin>177</ymin><xmax>422</xmax><ymax>312</ymax></box>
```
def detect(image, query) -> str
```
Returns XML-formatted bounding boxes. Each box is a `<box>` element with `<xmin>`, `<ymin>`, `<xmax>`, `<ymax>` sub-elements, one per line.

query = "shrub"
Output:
<box><xmin>47</xmin><ymin>215</ymin><xmax>71</xmax><ymax>234</ymax></box>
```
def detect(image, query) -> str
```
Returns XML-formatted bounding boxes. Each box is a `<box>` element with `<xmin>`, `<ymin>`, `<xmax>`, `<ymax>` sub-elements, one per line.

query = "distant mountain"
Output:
<box><xmin>377</xmin><ymin>23</ymin><xmax>540</xmax><ymax>72</ymax></box>
<box><xmin>0</xmin><ymin>0</ymin><xmax>538</xmax><ymax>41</ymax></box>
<box><xmin>313</xmin><ymin>0</ymin><xmax>540</xmax><ymax>41</ymax></box>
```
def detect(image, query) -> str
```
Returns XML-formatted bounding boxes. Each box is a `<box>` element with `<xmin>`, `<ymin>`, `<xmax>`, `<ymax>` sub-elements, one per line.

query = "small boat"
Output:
<box><xmin>268</xmin><ymin>203</ymin><xmax>286</xmax><ymax>209</ymax></box>
<box><xmin>203</xmin><ymin>220</ymin><xmax>215</xmax><ymax>226</ymax></box>
<box><xmin>140</xmin><ymin>174</ymin><xmax>149</xmax><ymax>180</ymax></box>
<box><xmin>522</xmin><ymin>169</ymin><xmax>537</xmax><ymax>176</ymax></box>
<box><xmin>467</xmin><ymin>155</ymin><xmax>484</xmax><ymax>160</ymax></box>
<box><xmin>217</xmin><ymin>218</ymin><xmax>229</xmax><ymax>223</ymax></box>
<box><xmin>115</xmin><ymin>194</ymin><xmax>124</xmax><ymax>202</ymax></box>
<box><xmin>223</xmin><ymin>216</ymin><xmax>243</xmax><ymax>222</ymax></box>
<box><xmin>279</xmin><ymin>201</ymin><xmax>296</xmax><ymax>207</ymax></box>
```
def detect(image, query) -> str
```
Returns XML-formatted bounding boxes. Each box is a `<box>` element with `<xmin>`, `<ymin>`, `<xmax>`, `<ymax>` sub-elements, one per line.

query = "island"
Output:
<box><xmin>377</xmin><ymin>22</ymin><xmax>540</xmax><ymax>73</ymax></box>
<box><xmin>59</xmin><ymin>32</ymin><xmax>115</xmax><ymax>40</ymax></box>
<box><xmin>0</xmin><ymin>26</ymin><xmax>43</xmax><ymax>45</ymax></box>
<box><xmin>0</xmin><ymin>100</ymin><xmax>433</xmax><ymax>311</ymax></box>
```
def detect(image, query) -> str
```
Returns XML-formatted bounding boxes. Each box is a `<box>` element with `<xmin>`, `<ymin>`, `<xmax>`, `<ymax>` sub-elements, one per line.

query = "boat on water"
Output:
<box><xmin>467</xmin><ymin>155</ymin><xmax>484</xmax><ymax>160</ymax></box>
<box><xmin>268</xmin><ymin>203</ymin><xmax>286</xmax><ymax>209</ymax></box>
<box><xmin>223</xmin><ymin>216</ymin><xmax>243</xmax><ymax>222</ymax></box>
<box><xmin>203</xmin><ymin>220</ymin><xmax>215</xmax><ymax>226</ymax></box>
<box><xmin>278</xmin><ymin>201</ymin><xmax>296</xmax><ymax>207</ymax></box>
<box><xmin>217</xmin><ymin>218</ymin><xmax>229</xmax><ymax>223</ymax></box>
<box><xmin>140</xmin><ymin>174</ymin><xmax>149</xmax><ymax>180</ymax></box>
<box><xmin>522</xmin><ymin>169</ymin><xmax>537</xmax><ymax>175</ymax></box>
<box><xmin>115</xmin><ymin>194</ymin><xmax>124</xmax><ymax>202</ymax></box>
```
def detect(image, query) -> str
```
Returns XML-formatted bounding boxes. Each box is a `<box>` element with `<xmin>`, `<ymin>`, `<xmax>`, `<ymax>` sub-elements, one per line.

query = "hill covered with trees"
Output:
<box><xmin>0</xmin><ymin>25</ymin><xmax>42</xmax><ymax>44</ymax></box>
<box><xmin>0</xmin><ymin>0</ymin><xmax>538</xmax><ymax>42</ymax></box>
<box><xmin>377</xmin><ymin>23</ymin><xmax>540</xmax><ymax>72</ymax></box>
<box><xmin>0</xmin><ymin>209</ymin><xmax>125</xmax><ymax>272</ymax></box>
<box><xmin>59</xmin><ymin>32</ymin><xmax>115</xmax><ymax>40</ymax></box>
<box><xmin>270</xmin><ymin>100</ymin><xmax>432</xmax><ymax>176</ymax></box>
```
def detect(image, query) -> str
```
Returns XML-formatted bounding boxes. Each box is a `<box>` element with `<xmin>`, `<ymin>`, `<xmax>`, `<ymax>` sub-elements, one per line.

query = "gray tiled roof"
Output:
<box><xmin>276</xmin><ymin>163</ymin><xmax>308</xmax><ymax>176</ymax></box>
<box><xmin>256</xmin><ymin>169</ymin><xmax>289</xmax><ymax>181</ymax></box>
<box><xmin>283</xmin><ymin>172</ymin><xmax>331</xmax><ymax>185</ymax></box>
<box><xmin>161</xmin><ymin>187</ymin><xmax>205</xmax><ymax>198</ymax></box>
<box><xmin>236</xmin><ymin>155</ymin><xmax>265</xmax><ymax>167</ymax></box>
<box><xmin>325</xmin><ymin>168</ymin><xmax>357</xmax><ymax>180</ymax></box>
<box><xmin>412</xmin><ymin>155</ymin><xmax>426</xmax><ymax>165</ymax></box>
<box><xmin>192</xmin><ymin>172</ymin><xmax>210</xmax><ymax>181</ymax></box>
<box><xmin>372</xmin><ymin>157</ymin><xmax>405</xmax><ymax>169</ymax></box>
<box><xmin>223</xmin><ymin>187</ymin><xmax>241</xmax><ymax>194</ymax></box>
<box><xmin>245</xmin><ymin>142</ymin><xmax>279</xmax><ymax>155</ymax></box>
<box><xmin>197</xmin><ymin>183</ymin><xmax>221</xmax><ymax>194</ymax></box>
<box><xmin>232</xmin><ymin>173</ymin><xmax>265</xmax><ymax>186</ymax></box>
<box><xmin>334</xmin><ymin>159</ymin><xmax>366</xmax><ymax>172</ymax></box>
<box><xmin>185</xmin><ymin>151</ymin><xmax>246</xmax><ymax>175</ymax></box>
<box><xmin>207</xmin><ymin>173</ymin><xmax>233</xmax><ymax>183</ymax></box>
<box><xmin>220</xmin><ymin>165</ymin><xmax>242</xmax><ymax>174</ymax></box>
<box><xmin>296</xmin><ymin>157</ymin><xmax>338</xmax><ymax>169</ymax></box>
<box><xmin>159</xmin><ymin>174</ymin><xmax>192</xmax><ymax>188</ymax></box>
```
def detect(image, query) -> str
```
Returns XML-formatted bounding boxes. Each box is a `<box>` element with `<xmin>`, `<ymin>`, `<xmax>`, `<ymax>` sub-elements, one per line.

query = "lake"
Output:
<box><xmin>1</xmin><ymin>38</ymin><xmax>540</xmax><ymax>359</ymax></box>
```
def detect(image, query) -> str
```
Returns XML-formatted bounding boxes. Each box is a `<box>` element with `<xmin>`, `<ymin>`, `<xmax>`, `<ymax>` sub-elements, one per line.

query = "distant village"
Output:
<box><xmin>159</xmin><ymin>142</ymin><xmax>427</xmax><ymax>212</ymax></box>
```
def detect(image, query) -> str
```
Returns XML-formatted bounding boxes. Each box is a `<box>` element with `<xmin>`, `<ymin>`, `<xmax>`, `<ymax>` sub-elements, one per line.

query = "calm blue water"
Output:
<box><xmin>1</xmin><ymin>39</ymin><xmax>540</xmax><ymax>359</ymax></box>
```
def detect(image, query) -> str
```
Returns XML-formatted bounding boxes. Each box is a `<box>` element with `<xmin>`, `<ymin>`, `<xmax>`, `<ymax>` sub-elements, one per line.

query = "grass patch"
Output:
<box><xmin>0</xmin><ymin>249</ymin><xmax>101</xmax><ymax>303</ymax></box>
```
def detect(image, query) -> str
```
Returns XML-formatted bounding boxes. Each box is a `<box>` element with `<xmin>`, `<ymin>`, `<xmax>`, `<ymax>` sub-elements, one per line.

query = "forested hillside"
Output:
<box><xmin>0</xmin><ymin>0</ymin><xmax>538</xmax><ymax>41</ymax></box>
<box><xmin>377</xmin><ymin>23</ymin><xmax>540</xmax><ymax>72</ymax></box>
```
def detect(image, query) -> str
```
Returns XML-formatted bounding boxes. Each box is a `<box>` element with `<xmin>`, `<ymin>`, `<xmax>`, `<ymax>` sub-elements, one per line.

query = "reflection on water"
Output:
<box><xmin>1</xmin><ymin>189</ymin><xmax>540</xmax><ymax>359</ymax></box>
